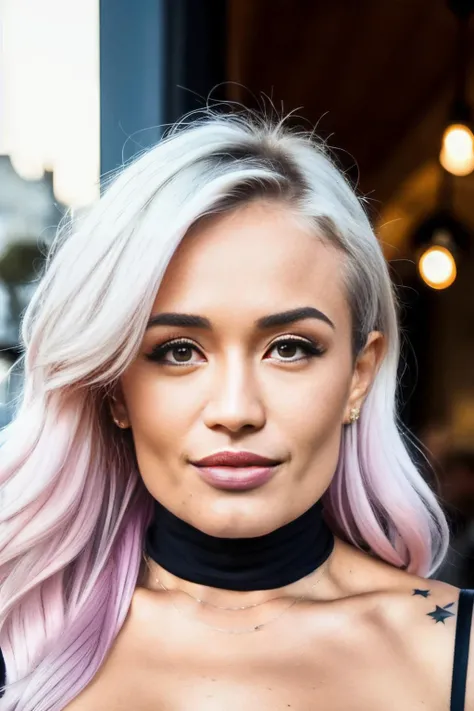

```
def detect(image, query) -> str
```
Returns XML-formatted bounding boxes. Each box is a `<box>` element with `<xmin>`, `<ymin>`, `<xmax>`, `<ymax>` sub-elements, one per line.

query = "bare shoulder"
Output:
<box><xmin>326</xmin><ymin>540</ymin><xmax>466</xmax><ymax>709</ymax></box>
<box><xmin>64</xmin><ymin>543</ymin><xmax>472</xmax><ymax>711</ymax></box>
<box><xmin>356</xmin><ymin>565</ymin><xmax>463</xmax><ymax>709</ymax></box>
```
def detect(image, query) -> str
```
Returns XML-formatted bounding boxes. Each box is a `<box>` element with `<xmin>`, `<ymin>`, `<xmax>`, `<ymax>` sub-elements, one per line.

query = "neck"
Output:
<box><xmin>142</xmin><ymin>498</ymin><xmax>336</xmax><ymax>606</ymax></box>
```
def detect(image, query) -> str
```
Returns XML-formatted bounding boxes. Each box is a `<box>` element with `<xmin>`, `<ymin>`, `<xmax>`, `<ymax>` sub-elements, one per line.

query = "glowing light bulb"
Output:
<box><xmin>418</xmin><ymin>245</ymin><xmax>457</xmax><ymax>290</ymax></box>
<box><xmin>439</xmin><ymin>123</ymin><xmax>474</xmax><ymax>176</ymax></box>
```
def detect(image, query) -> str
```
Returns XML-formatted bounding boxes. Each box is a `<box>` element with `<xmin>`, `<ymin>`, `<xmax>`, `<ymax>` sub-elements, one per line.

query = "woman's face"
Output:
<box><xmin>116</xmin><ymin>200</ymin><xmax>384</xmax><ymax>537</ymax></box>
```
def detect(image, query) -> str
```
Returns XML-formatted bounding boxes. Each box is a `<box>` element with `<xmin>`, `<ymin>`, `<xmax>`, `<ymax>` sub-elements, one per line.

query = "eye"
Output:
<box><xmin>145</xmin><ymin>336</ymin><xmax>326</xmax><ymax>367</ymax></box>
<box><xmin>266</xmin><ymin>336</ymin><xmax>326</xmax><ymax>362</ymax></box>
<box><xmin>146</xmin><ymin>339</ymin><xmax>201</xmax><ymax>366</ymax></box>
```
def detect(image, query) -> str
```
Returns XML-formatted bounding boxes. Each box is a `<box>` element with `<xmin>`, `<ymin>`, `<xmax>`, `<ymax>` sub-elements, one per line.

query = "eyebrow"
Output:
<box><xmin>146</xmin><ymin>306</ymin><xmax>335</xmax><ymax>331</ymax></box>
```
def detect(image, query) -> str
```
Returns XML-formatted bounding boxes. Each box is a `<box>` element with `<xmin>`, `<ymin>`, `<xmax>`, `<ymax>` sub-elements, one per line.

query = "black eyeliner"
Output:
<box><xmin>145</xmin><ymin>336</ymin><xmax>326</xmax><ymax>364</ymax></box>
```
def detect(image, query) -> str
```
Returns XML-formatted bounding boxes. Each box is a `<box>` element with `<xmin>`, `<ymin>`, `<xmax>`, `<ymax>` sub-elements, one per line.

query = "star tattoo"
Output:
<box><xmin>412</xmin><ymin>589</ymin><xmax>431</xmax><ymax>598</ymax></box>
<box><xmin>427</xmin><ymin>602</ymin><xmax>455</xmax><ymax>624</ymax></box>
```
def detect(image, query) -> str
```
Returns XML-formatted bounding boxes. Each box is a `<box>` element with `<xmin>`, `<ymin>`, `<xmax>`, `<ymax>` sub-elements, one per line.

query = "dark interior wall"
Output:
<box><xmin>227</xmin><ymin>0</ymin><xmax>474</xmax><ymax>203</ymax></box>
<box><xmin>162</xmin><ymin>0</ymin><xmax>228</xmax><ymax>124</ymax></box>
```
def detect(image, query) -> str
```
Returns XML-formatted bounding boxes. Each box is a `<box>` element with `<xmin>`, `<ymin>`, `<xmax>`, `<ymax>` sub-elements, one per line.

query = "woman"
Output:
<box><xmin>0</xmin><ymin>108</ymin><xmax>473</xmax><ymax>710</ymax></box>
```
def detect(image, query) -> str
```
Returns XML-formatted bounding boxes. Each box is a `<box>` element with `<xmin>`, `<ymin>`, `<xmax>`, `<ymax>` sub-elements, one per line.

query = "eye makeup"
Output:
<box><xmin>145</xmin><ymin>335</ymin><xmax>326</xmax><ymax>367</ymax></box>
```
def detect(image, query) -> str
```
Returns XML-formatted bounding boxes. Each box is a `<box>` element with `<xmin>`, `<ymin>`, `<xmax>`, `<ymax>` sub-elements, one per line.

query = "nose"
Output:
<box><xmin>202</xmin><ymin>353</ymin><xmax>266</xmax><ymax>433</ymax></box>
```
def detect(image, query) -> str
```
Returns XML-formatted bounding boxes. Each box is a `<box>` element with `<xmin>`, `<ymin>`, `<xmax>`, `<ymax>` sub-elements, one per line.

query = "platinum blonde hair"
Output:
<box><xmin>0</xmin><ymin>107</ymin><xmax>448</xmax><ymax>709</ymax></box>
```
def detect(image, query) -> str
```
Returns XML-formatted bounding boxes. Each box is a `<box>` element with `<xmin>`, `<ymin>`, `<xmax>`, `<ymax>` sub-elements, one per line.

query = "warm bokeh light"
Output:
<box><xmin>418</xmin><ymin>245</ymin><xmax>457</xmax><ymax>290</ymax></box>
<box><xmin>439</xmin><ymin>123</ymin><xmax>474</xmax><ymax>176</ymax></box>
<box><xmin>0</xmin><ymin>0</ymin><xmax>100</xmax><ymax>207</ymax></box>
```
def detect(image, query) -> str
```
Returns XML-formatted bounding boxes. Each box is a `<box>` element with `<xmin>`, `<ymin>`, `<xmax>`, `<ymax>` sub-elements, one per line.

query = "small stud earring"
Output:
<box><xmin>349</xmin><ymin>407</ymin><xmax>360</xmax><ymax>424</ymax></box>
<box><xmin>112</xmin><ymin>415</ymin><xmax>128</xmax><ymax>429</ymax></box>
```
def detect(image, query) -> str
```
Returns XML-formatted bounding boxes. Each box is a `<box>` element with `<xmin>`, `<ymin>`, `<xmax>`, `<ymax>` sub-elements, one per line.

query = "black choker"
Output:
<box><xmin>143</xmin><ymin>498</ymin><xmax>335</xmax><ymax>591</ymax></box>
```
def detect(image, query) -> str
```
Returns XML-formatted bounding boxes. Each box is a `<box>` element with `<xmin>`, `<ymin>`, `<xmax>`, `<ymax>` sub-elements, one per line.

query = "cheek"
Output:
<box><xmin>121</xmin><ymin>370</ymin><xmax>188</xmax><ymax>446</ymax></box>
<box><xmin>274</xmin><ymin>361</ymin><xmax>351</xmax><ymax>427</ymax></box>
<box><xmin>270</xmin><ymin>366</ymin><xmax>351</xmax><ymax>475</ymax></box>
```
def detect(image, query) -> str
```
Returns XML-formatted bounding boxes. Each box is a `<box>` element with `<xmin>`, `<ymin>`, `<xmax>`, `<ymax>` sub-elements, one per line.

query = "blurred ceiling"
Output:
<box><xmin>228</xmin><ymin>0</ymin><xmax>474</xmax><ymax>224</ymax></box>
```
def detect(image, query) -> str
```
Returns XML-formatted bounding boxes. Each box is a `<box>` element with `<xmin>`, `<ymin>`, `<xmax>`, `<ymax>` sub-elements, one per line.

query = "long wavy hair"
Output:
<box><xmin>0</xmin><ymin>106</ymin><xmax>449</xmax><ymax>709</ymax></box>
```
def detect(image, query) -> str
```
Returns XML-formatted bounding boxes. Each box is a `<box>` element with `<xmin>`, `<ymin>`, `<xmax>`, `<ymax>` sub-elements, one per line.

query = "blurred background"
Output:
<box><xmin>0</xmin><ymin>0</ymin><xmax>473</xmax><ymax>583</ymax></box>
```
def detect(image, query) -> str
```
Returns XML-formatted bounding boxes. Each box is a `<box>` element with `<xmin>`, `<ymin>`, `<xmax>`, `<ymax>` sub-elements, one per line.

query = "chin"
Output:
<box><xmin>191</xmin><ymin>496</ymin><xmax>287</xmax><ymax>538</ymax></box>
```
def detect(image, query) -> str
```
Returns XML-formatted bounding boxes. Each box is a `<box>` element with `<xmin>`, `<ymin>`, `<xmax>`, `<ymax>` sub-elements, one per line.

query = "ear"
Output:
<box><xmin>343</xmin><ymin>331</ymin><xmax>386</xmax><ymax>424</ymax></box>
<box><xmin>109</xmin><ymin>382</ymin><xmax>131</xmax><ymax>430</ymax></box>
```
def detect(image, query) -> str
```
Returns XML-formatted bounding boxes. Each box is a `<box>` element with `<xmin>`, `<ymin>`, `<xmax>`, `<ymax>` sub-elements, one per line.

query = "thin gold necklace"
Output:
<box><xmin>142</xmin><ymin>552</ymin><xmax>330</xmax><ymax>634</ymax></box>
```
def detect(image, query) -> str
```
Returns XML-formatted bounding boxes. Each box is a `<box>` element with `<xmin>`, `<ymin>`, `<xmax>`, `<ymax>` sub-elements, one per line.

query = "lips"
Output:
<box><xmin>194</xmin><ymin>465</ymin><xmax>279</xmax><ymax>490</ymax></box>
<box><xmin>191</xmin><ymin>451</ymin><xmax>282</xmax><ymax>467</ymax></box>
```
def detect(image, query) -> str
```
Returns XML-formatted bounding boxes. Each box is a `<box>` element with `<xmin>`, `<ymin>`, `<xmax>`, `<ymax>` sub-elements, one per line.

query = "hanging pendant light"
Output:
<box><xmin>439</xmin><ymin>0</ymin><xmax>474</xmax><ymax>176</ymax></box>
<box><xmin>412</xmin><ymin>169</ymin><xmax>470</xmax><ymax>290</ymax></box>
<box><xmin>412</xmin><ymin>2</ymin><xmax>474</xmax><ymax>290</ymax></box>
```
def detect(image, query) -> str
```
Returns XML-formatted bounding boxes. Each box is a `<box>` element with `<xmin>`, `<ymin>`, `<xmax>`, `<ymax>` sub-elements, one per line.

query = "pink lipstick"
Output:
<box><xmin>190</xmin><ymin>450</ymin><xmax>282</xmax><ymax>491</ymax></box>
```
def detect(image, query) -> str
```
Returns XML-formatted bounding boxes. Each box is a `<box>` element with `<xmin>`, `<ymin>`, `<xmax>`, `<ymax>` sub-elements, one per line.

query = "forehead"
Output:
<box><xmin>151</xmin><ymin>201</ymin><xmax>350</xmax><ymax>330</ymax></box>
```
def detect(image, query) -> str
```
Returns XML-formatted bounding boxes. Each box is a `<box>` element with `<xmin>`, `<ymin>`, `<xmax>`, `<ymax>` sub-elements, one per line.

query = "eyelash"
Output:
<box><xmin>145</xmin><ymin>336</ymin><xmax>326</xmax><ymax>367</ymax></box>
